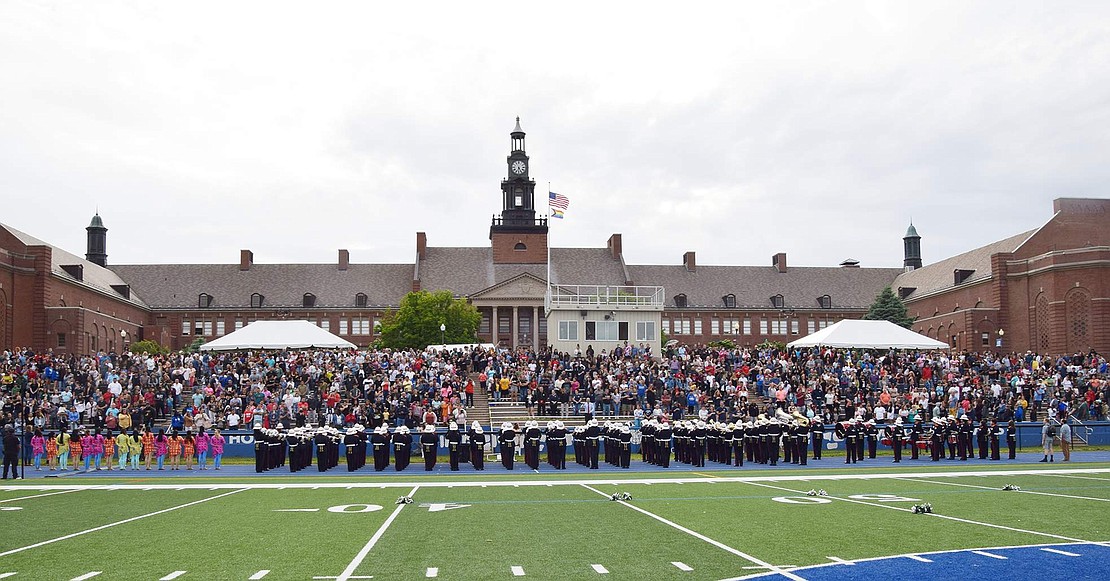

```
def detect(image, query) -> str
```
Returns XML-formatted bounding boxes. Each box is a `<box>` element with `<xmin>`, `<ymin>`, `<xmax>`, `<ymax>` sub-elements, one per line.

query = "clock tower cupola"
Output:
<box><xmin>491</xmin><ymin>117</ymin><xmax>548</xmax><ymax>264</ymax></box>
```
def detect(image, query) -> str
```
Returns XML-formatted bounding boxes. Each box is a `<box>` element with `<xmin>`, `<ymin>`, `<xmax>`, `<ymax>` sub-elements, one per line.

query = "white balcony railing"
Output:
<box><xmin>545</xmin><ymin>285</ymin><xmax>665</xmax><ymax>312</ymax></box>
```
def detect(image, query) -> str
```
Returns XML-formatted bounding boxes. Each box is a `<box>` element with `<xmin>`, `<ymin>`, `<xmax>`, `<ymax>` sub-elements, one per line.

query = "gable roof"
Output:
<box><xmin>625</xmin><ymin>264</ymin><xmax>901</xmax><ymax>309</ymax></box>
<box><xmin>892</xmin><ymin>230</ymin><xmax>1035</xmax><ymax>300</ymax></box>
<box><xmin>416</xmin><ymin>246</ymin><xmax>627</xmax><ymax>296</ymax></box>
<box><xmin>0</xmin><ymin>222</ymin><xmax>149</xmax><ymax>308</ymax></box>
<box><xmin>109</xmin><ymin>263</ymin><xmax>413</xmax><ymax>309</ymax></box>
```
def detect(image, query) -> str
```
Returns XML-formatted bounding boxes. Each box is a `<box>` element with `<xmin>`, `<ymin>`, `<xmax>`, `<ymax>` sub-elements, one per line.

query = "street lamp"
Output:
<box><xmin>120</xmin><ymin>329</ymin><xmax>128</xmax><ymax>351</ymax></box>
<box><xmin>997</xmin><ymin>328</ymin><xmax>1004</xmax><ymax>349</ymax></box>
<box><xmin>440</xmin><ymin>323</ymin><xmax>446</xmax><ymax>345</ymax></box>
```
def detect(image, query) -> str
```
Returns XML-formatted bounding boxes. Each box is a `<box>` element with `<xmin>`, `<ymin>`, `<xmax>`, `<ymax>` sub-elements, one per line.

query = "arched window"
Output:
<box><xmin>355</xmin><ymin>293</ymin><xmax>368</xmax><ymax>308</ymax></box>
<box><xmin>514</xmin><ymin>242</ymin><xmax>527</xmax><ymax>251</ymax></box>
<box><xmin>673</xmin><ymin>293</ymin><xmax>688</xmax><ymax>308</ymax></box>
<box><xmin>250</xmin><ymin>293</ymin><xmax>264</xmax><ymax>308</ymax></box>
<box><xmin>1065</xmin><ymin>288</ymin><xmax>1091</xmax><ymax>353</ymax></box>
<box><xmin>722</xmin><ymin>294</ymin><xmax>736</xmax><ymax>308</ymax></box>
<box><xmin>817</xmin><ymin>295</ymin><xmax>832</xmax><ymax>309</ymax></box>
<box><xmin>198</xmin><ymin>293</ymin><xmax>213</xmax><ymax>308</ymax></box>
<box><xmin>770</xmin><ymin>294</ymin><xmax>785</xmax><ymax>309</ymax></box>
<box><xmin>303</xmin><ymin>293</ymin><xmax>317</xmax><ymax>308</ymax></box>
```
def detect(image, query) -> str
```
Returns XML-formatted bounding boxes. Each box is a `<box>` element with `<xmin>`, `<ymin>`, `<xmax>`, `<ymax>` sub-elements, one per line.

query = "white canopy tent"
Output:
<box><xmin>198</xmin><ymin>320</ymin><xmax>356</xmax><ymax>351</ymax></box>
<box><xmin>787</xmin><ymin>319</ymin><xmax>949</xmax><ymax>350</ymax></box>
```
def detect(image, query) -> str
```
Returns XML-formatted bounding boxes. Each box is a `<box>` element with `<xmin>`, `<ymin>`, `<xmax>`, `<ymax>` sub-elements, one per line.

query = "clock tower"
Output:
<box><xmin>491</xmin><ymin>117</ymin><xmax>548</xmax><ymax>264</ymax></box>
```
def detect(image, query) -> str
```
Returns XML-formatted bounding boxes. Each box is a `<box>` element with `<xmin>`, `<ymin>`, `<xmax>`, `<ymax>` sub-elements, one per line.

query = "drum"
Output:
<box><xmin>881</xmin><ymin>438</ymin><xmax>892</xmax><ymax>446</ymax></box>
<box><xmin>916</xmin><ymin>441</ymin><xmax>929</xmax><ymax>449</ymax></box>
<box><xmin>948</xmin><ymin>435</ymin><xmax>958</xmax><ymax>444</ymax></box>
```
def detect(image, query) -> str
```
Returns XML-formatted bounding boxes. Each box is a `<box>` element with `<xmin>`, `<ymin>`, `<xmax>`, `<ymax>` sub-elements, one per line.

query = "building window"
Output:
<box><xmin>339</xmin><ymin>319</ymin><xmax>349</xmax><ymax>335</ymax></box>
<box><xmin>318</xmin><ymin>320</ymin><xmax>330</xmax><ymax>332</ymax></box>
<box><xmin>770</xmin><ymin>318</ymin><xmax>786</xmax><ymax>335</ymax></box>
<box><xmin>770</xmin><ymin>294</ymin><xmax>785</xmax><ymax>309</ymax></box>
<box><xmin>514</xmin><ymin>242</ymin><xmax>527</xmax><ymax>251</ymax></box>
<box><xmin>499</xmin><ymin>315</ymin><xmax>511</xmax><ymax>335</ymax></box>
<box><xmin>351</xmin><ymin>317</ymin><xmax>370</xmax><ymax>335</ymax></box>
<box><xmin>235</xmin><ymin>318</ymin><xmax>244</xmax><ymax>330</ymax></box>
<box><xmin>198</xmin><ymin>293</ymin><xmax>213</xmax><ymax>308</ymax></box>
<box><xmin>808</xmin><ymin>320</ymin><xmax>816</xmax><ymax>335</ymax></box>
<box><xmin>519</xmin><ymin>316</ymin><xmax>531</xmax><ymax>335</ymax></box>
<box><xmin>203</xmin><ymin>320</ymin><xmax>213</xmax><ymax>336</ymax></box>
<box><xmin>559</xmin><ymin>320</ymin><xmax>578</xmax><ymax>341</ymax></box>
<box><xmin>585</xmin><ymin>321</ymin><xmax>623</xmax><ymax>341</ymax></box>
<box><xmin>759</xmin><ymin>319</ymin><xmax>768</xmax><ymax>335</ymax></box>
<box><xmin>673</xmin><ymin>294</ymin><xmax>688</xmax><ymax>308</ymax></box>
<box><xmin>181</xmin><ymin>318</ymin><xmax>190</xmax><ymax>336</ymax></box>
<box><xmin>373</xmin><ymin>320</ymin><xmax>382</xmax><ymax>334</ymax></box>
<box><xmin>303</xmin><ymin>293</ymin><xmax>316</xmax><ymax>308</ymax></box>
<box><xmin>479</xmin><ymin>312</ymin><xmax>491</xmax><ymax>334</ymax></box>
<box><xmin>355</xmin><ymin>293</ymin><xmax>368</xmax><ymax>308</ymax></box>
<box><xmin>711</xmin><ymin>319</ymin><xmax>720</xmax><ymax>335</ymax></box>
<box><xmin>678</xmin><ymin>320</ymin><xmax>691</xmax><ymax>335</ymax></box>
<box><xmin>819</xmin><ymin>319</ymin><xmax>829</xmax><ymax>330</ymax></box>
<box><xmin>722</xmin><ymin>294</ymin><xmax>736</xmax><ymax>308</ymax></box>
<box><xmin>818</xmin><ymin>295</ymin><xmax>832</xmax><ymax>309</ymax></box>
<box><xmin>538</xmin><ymin>316</ymin><xmax>547</xmax><ymax>337</ymax></box>
<box><xmin>250</xmin><ymin>293</ymin><xmax>264</xmax><ymax>308</ymax></box>
<box><xmin>790</xmin><ymin>319</ymin><xmax>799</xmax><ymax>335</ymax></box>
<box><xmin>635</xmin><ymin>321</ymin><xmax>656</xmax><ymax>342</ymax></box>
<box><xmin>742</xmin><ymin>319</ymin><xmax>751</xmax><ymax>335</ymax></box>
<box><xmin>216</xmin><ymin>320</ymin><xmax>226</xmax><ymax>336</ymax></box>
<box><xmin>693</xmin><ymin>319</ymin><xmax>702</xmax><ymax>335</ymax></box>
<box><xmin>662</xmin><ymin>320</ymin><xmax>670</xmax><ymax>335</ymax></box>
<box><xmin>57</xmin><ymin>333</ymin><xmax>66</xmax><ymax>348</ymax></box>
<box><xmin>981</xmin><ymin>332</ymin><xmax>990</xmax><ymax>347</ymax></box>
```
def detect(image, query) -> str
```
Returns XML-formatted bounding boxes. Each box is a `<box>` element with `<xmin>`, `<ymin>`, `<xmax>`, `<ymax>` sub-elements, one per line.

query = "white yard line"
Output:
<box><xmin>160</xmin><ymin>572</ymin><xmax>187</xmax><ymax>580</ymax></box>
<box><xmin>0</xmin><ymin>574</ymin><xmax>17</xmax><ymax>579</ymax></box>
<box><xmin>1051</xmin><ymin>474</ymin><xmax>1110</xmax><ymax>483</ymax></box>
<box><xmin>71</xmin><ymin>573</ymin><xmax>101</xmax><ymax>581</ymax></box>
<box><xmin>904</xmin><ymin>555</ymin><xmax>932</xmax><ymax>562</ymax></box>
<box><xmin>591</xmin><ymin>564</ymin><xmax>609</xmax><ymax>574</ymax></box>
<box><xmin>580</xmin><ymin>484</ymin><xmax>807</xmax><ymax>581</ymax></box>
<box><xmin>670</xmin><ymin>562</ymin><xmax>693</xmax><ymax>571</ymax></box>
<box><xmin>742</xmin><ymin>480</ymin><xmax>1093</xmax><ymax>544</ymax></box>
<box><xmin>971</xmin><ymin>550</ymin><xmax>1007</xmax><ymax>560</ymax></box>
<box><xmin>335</xmin><ymin>485</ymin><xmax>419</xmax><ymax>581</ymax></box>
<box><xmin>903</xmin><ymin>476</ymin><xmax>1110</xmax><ymax>503</ymax></box>
<box><xmin>248</xmin><ymin>571</ymin><xmax>270</xmax><ymax>580</ymax></box>
<box><xmin>7</xmin><ymin>467</ymin><xmax>1110</xmax><ymax>491</ymax></box>
<box><xmin>1041</xmin><ymin>548</ymin><xmax>1081</xmax><ymax>557</ymax></box>
<box><xmin>425</xmin><ymin>567</ymin><xmax>438</xmax><ymax>577</ymax></box>
<box><xmin>825</xmin><ymin>556</ymin><xmax>853</xmax><ymax>565</ymax></box>
<box><xmin>0</xmin><ymin>488</ymin><xmax>246</xmax><ymax>558</ymax></box>
<box><xmin>511</xmin><ymin>566</ymin><xmax>525</xmax><ymax>576</ymax></box>
<box><xmin>0</xmin><ymin>488</ymin><xmax>84</xmax><ymax>503</ymax></box>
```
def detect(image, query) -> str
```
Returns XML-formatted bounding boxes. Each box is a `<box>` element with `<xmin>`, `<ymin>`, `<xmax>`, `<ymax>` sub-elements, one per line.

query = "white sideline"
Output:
<box><xmin>0</xmin><ymin>574</ymin><xmax>17</xmax><ymax>579</ymax></box>
<box><xmin>972</xmin><ymin>550</ymin><xmax>1007</xmax><ymax>560</ymax></box>
<box><xmin>0</xmin><ymin>488</ymin><xmax>246</xmax><ymax>558</ymax></box>
<box><xmin>591</xmin><ymin>564</ymin><xmax>609</xmax><ymax>574</ymax></box>
<box><xmin>0</xmin><ymin>488</ymin><xmax>84</xmax><ymax>504</ymax></box>
<box><xmin>10</xmin><ymin>467</ymin><xmax>1110</xmax><ymax>491</ymax></box>
<box><xmin>70</xmin><ymin>573</ymin><xmax>101</xmax><ymax>581</ymax></box>
<box><xmin>159</xmin><ymin>571</ymin><xmax>187</xmax><ymax>580</ymax></box>
<box><xmin>249</xmin><ymin>571</ymin><xmax>270</xmax><ymax>579</ymax></box>
<box><xmin>335</xmin><ymin>485</ymin><xmax>419</xmax><ymax>581</ymax></box>
<box><xmin>1041</xmin><ymin>548</ymin><xmax>1080</xmax><ymax>557</ymax></box>
<box><xmin>903</xmin><ymin>476</ymin><xmax>1110</xmax><ymax>503</ymax></box>
<box><xmin>581</xmin><ymin>484</ymin><xmax>807</xmax><ymax>581</ymax></box>
<box><xmin>742</xmin><ymin>480</ymin><xmax>1094</xmax><ymax>544</ymax></box>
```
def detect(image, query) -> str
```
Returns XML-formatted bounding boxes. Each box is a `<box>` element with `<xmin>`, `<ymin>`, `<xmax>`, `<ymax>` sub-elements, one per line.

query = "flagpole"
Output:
<box><xmin>546</xmin><ymin>182</ymin><xmax>552</xmax><ymax>315</ymax></box>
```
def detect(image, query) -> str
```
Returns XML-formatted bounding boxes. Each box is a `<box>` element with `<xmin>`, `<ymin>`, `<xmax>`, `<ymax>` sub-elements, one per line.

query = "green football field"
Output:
<box><xmin>2</xmin><ymin>465</ymin><xmax>1109</xmax><ymax>581</ymax></box>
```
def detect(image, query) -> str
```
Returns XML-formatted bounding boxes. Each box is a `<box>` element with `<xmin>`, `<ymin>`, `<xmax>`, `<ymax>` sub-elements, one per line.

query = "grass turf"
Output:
<box><xmin>1</xmin><ymin>466</ymin><xmax>1108</xmax><ymax>580</ymax></box>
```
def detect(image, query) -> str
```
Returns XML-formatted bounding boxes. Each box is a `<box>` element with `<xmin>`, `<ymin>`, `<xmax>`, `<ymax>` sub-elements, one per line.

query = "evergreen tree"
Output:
<box><xmin>864</xmin><ymin>287</ymin><xmax>915</xmax><ymax>328</ymax></box>
<box><xmin>378</xmin><ymin>290</ymin><xmax>481</xmax><ymax>349</ymax></box>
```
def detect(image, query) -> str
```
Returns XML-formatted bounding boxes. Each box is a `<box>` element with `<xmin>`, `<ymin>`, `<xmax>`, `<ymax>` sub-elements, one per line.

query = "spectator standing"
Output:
<box><xmin>1040</xmin><ymin>417</ymin><xmax>1055</xmax><ymax>462</ymax></box>
<box><xmin>1059</xmin><ymin>419</ymin><xmax>1072</xmax><ymax>462</ymax></box>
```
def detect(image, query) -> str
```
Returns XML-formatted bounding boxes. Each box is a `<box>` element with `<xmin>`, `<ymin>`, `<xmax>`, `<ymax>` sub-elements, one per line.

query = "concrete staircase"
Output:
<box><xmin>486</xmin><ymin>400</ymin><xmax>638</xmax><ymax>428</ymax></box>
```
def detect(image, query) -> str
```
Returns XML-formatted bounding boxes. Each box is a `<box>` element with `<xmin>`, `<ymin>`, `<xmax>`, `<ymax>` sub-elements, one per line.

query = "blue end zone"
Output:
<box><xmin>749</xmin><ymin>543</ymin><xmax>1110</xmax><ymax>581</ymax></box>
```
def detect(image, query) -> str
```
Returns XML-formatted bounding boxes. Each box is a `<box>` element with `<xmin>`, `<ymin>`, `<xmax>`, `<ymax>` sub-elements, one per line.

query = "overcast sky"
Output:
<box><xmin>2</xmin><ymin>1</ymin><xmax>1108</xmax><ymax>270</ymax></box>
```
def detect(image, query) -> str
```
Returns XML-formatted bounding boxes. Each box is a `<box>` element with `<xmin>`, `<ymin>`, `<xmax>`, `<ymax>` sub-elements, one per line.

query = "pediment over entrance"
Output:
<box><xmin>470</xmin><ymin>272</ymin><xmax>547</xmax><ymax>302</ymax></box>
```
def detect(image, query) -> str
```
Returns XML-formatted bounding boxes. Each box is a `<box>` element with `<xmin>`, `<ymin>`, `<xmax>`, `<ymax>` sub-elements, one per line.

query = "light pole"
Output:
<box><xmin>120</xmin><ymin>329</ymin><xmax>128</xmax><ymax>352</ymax></box>
<box><xmin>997</xmin><ymin>328</ymin><xmax>1004</xmax><ymax>349</ymax></box>
<box><xmin>440</xmin><ymin>323</ymin><xmax>446</xmax><ymax>346</ymax></box>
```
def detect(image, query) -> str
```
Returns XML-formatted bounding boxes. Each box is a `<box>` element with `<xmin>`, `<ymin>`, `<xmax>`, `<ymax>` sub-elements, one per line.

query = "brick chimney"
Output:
<box><xmin>607</xmin><ymin>233</ymin><xmax>623</xmax><ymax>260</ymax></box>
<box><xmin>239</xmin><ymin>249</ymin><xmax>253</xmax><ymax>271</ymax></box>
<box><xmin>416</xmin><ymin>232</ymin><xmax>427</xmax><ymax>260</ymax></box>
<box><xmin>683</xmin><ymin>251</ymin><xmax>696</xmax><ymax>272</ymax></box>
<box><xmin>773</xmin><ymin>252</ymin><xmax>787</xmax><ymax>273</ymax></box>
<box><xmin>338</xmin><ymin>249</ymin><xmax>349</xmax><ymax>271</ymax></box>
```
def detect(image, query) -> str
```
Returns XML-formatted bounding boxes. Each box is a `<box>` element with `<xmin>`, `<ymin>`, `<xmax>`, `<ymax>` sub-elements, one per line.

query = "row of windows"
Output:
<box><xmin>181</xmin><ymin>317</ymin><xmax>380</xmax><ymax>337</ymax></box>
<box><xmin>198</xmin><ymin>293</ymin><xmax>371</xmax><ymax>309</ymax></box>
<box><xmin>478</xmin><ymin>313</ymin><xmax>548</xmax><ymax>336</ymax></box>
<box><xmin>663</xmin><ymin>317</ymin><xmax>833</xmax><ymax>337</ymax></box>
<box><xmin>671</xmin><ymin>293</ymin><xmax>833</xmax><ymax>309</ymax></box>
<box><xmin>557</xmin><ymin>321</ymin><xmax>655</xmax><ymax>343</ymax></box>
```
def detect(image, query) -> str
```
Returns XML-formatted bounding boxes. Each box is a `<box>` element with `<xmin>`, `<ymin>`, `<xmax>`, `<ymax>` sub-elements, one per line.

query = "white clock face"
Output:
<box><xmin>511</xmin><ymin>160</ymin><xmax>526</xmax><ymax>175</ymax></box>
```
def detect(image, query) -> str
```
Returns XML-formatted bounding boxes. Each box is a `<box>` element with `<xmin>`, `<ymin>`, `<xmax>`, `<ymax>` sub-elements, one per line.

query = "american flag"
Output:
<box><xmin>549</xmin><ymin>191</ymin><xmax>569</xmax><ymax>218</ymax></box>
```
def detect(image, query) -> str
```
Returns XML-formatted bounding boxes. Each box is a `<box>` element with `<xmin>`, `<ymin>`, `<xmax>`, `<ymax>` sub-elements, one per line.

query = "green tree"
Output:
<box><xmin>184</xmin><ymin>337</ymin><xmax>207</xmax><ymax>353</ymax></box>
<box><xmin>378</xmin><ymin>290</ymin><xmax>481</xmax><ymax>349</ymax></box>
<box><xmin>130</xmin><ymin>339</ymin><xmax>166</xmax><ymax>355</ymax></box>
<box><xmin>864</xmin><ymin>286</ymin><xmax>915</xmax><ymax>328</ymax></box>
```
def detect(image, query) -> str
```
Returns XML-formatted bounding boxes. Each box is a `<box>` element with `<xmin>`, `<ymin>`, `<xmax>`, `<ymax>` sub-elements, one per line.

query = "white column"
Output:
<box><xmin>491</xmin><ymin>306</ymin><xmax>499</xmax><ymax>346</ymax></box>
<box><xmin>533</xmin><ymin>306</ymin><xmax>539</xmax><ymax>349</ymax></box>
<box><xmin>512</xmin><ymin>305</ymin><xmax>519</xmax><ymax>350</ymax></box>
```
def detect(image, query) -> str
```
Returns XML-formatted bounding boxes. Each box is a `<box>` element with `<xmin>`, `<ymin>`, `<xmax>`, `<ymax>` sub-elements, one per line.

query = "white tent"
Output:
<box><xmin>787</xmin><ymin>319</ymin><xmax>949</xmax><ymax>350</ymax></box>
<box><xmin>198</xmin><ymin>320</ymin><xmax>356</xmax><ymax>351</ymax></box>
